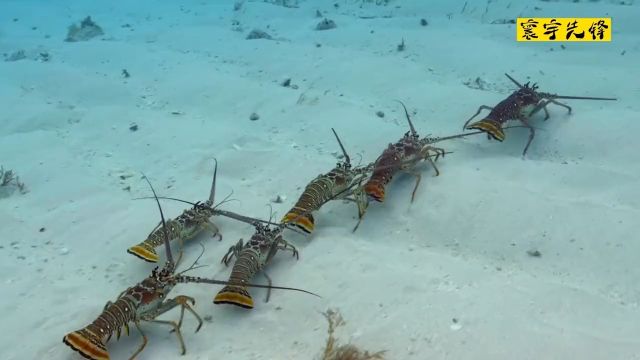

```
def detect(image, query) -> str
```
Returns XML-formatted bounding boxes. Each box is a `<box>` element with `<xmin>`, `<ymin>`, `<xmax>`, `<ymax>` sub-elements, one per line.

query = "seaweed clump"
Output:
<box><xmin>0</xmin><ymin>166</ymin><xmax>27</xmax><ymax>197</ymax></box>
<box><xmin>65</xmin><ymin>16</ymin><xmax>104</xmax><ymax>42</ymax></box>
<box><xmin>320</xmin><ymin>309</ymin><xmax>386</xmax><ymax>360</ymax></box>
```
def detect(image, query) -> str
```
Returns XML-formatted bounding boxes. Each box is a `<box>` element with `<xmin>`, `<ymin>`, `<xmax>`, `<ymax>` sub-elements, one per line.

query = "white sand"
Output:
<box><xmin>1</xmin><ymin>0</ymin><xmax>639</xmax><ymax>359</ymax></box>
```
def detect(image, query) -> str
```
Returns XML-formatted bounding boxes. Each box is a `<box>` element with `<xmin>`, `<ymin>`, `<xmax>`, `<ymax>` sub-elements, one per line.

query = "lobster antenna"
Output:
<box><xmin>504</xmin><ymin>73</ymin><xmax>524</xmax><ymax>89</ymax></box>
<box><xmin>355</xmin><ymin>152</ymin><xmax>363</xmax><ymax>167</ymax></box>
<box><xmin>267</xmin><ymin>204</ymin><xmax>274</xmax><ymax>224</ymax></box>
<box><xmin>331</xmin><ymin>128</ymin><xmax>351</xmax><ymax>165</ymax></box>
<box><xmin>395</xmin><ymin>100</ymin><xmax>418</xmax><ymax>136</ymax></box>
<box><xmin>133</xmin><ymin>190</ymin><xmax>239</xmax><ymax>211</ymax></box>
<box><xmin>428</xmin><ymin>125</ymin><xmax>531</xmax><ymax>144</ymax></box>
<box><xmin>177</xmin><ymin>275</ymin><xmax>321</xmax><ymax>297</ymax></box>
<box><xmin>208</xmin><ymin>158</ymin><xmax>218</xmax><ymax>204</ymax></box>
<box><xmin>133</xmin><ymin>195</ymin><xmax>280</xmax><ymax>226</ymax></box>
<box><xmin>177</xmin><ymin>243</ymin><xmax>209</xmax><ymax>275</ymax></box>
<box><xmin>505</xmin><ymin>74</ymin><xmax>617</xmax><ymax>101</ymax></box>
<box><xmin>549</xmin><ymin>94</ymin><xmax>617</xmax><ymax>101</ymax></box>
<box><xmin>212</xmin><ymin>190</ymin><xmax>238</xmax><ymax>210</ymax></box>
<box><xmin>141</xmin><ymin>174</ymin><xmax>173</xmax><ymax>265</ymax></box>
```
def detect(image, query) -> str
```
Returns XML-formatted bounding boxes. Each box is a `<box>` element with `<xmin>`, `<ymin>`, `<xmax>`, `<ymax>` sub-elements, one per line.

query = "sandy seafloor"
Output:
<box><xmin>1</xmin><ymin>0</ymin><xmax>639</xmax><ymax>359</ymax></box>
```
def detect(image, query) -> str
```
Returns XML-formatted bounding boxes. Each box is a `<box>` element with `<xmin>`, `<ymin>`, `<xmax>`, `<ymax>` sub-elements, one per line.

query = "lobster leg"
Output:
<box><xmin>427</xmin><ymin>156</ymin><xmax>440</xmax><ymax>176</ymax></box>
<box><xmin>406</xmin><ymin>169</ymin><xmax>422</xmax><ymax>203</ymax></box>
<box><xmin>221</xmin><ymin>239</ymin><xmax>243</xmax><ymax>265</ymax></box>
<box><xmin>549</xmin><ymin>98</ymin><xmax>572</xmax><ymax>114</ymax></box>
<box><xmin>145</xmin><ymin>295</ymin><xmax>203</xmax><ymax>355</ymax></box>
<box><xmin>147</xmin><ymin>319</ymin><xmax>187</xmax><ymax>356</ymax></box>
<box><xmin>542</xmin><ymin>104</ymin><xmax>550</xmax><ymax>120</ymax></box>
<box><xmin>262</xmin><ymin>271</ymin><xmax>273</xmax><ymax>303</ymax></box>
<box><xmin>352</xmin><ymin>215</ymin><xmax>365</xmax><ymax>233</ymax></box>
<box><xmin>463</xmin><ymin>105</ymin><xmax>494</xmax><ymax>129</ymax></box>
<box><xmin>350</xmin><ymin>177</ymin><xmax>372</xmax><ymax>233</ymax></box>
<box><xmin>277</xmin><ymin>239</ymin><xmax>299</xmax><ymax>259</ymax></box>
<box><xmin>128</xmin><ymin>321</ymin><xmax>148</xmax><ymax>360</ymax></box>
<box><xmin>205</xmin><ymin>220</ymin><xmax>222</xmax><ymax>241</ymax></box>
<box><xmin>352</xmin><ymin>188</ymin><xmax>369</xmax><ymax>220</ymax></box>
<box><xmin>350</xmin><ymin>194</ymin><xmax>369</xmax><ymax>233</ymax></box>
<box><xmin>167</xmin><ymin>295</ymin><xmax>203</xmax><ymax>332</ymax></box>
<box><xmin>420</xmin><ymin>146</ymin><xmax>445</xmax><ymax>176</ymax></box>
<box><xmin>529</xmin><ymin>100</ymin><xmax>555</xmax><ymax>120</ymax></box>
<box><xmin>519</xmin><ymin>117</ymin><xmax>536</xmax><ymax>157</ymax></box>
<box><xmin>416</xmin><ymin>146</ymin><xmax>445</xmax><ymax>174</ymax></box>
<box><xmin>342</xmin><ymin>194</ymin><xmax>368</xmax><ymax>215</ymax></box>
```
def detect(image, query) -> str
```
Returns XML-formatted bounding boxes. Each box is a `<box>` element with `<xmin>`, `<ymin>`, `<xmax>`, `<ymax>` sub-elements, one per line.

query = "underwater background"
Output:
<box><xmin>1</xmin><ymin>0</ymin><xmax>639</xmax><ymax>359</ymax></box>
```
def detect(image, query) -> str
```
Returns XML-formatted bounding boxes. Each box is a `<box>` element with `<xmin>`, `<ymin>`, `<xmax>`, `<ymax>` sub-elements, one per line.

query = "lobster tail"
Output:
<box><xmin>215</xmin><ymin>249</ymin><xmax>260</xmax><ymax>309</ymax></box>
<box><xmin>466</xmin><ymin>118</ymin><xmax>505</xmax><ymax>142</ymax></box>
<box><xmin>127</xmin><ymin>242</ymin><xmax>159</xmax><ymax>263</ymax></box>
<box><xmin>214</xmin><ymin>285</ymin><xmax>254</xmax><ymax>309</ymax></box>
<box><xmin>365</xmin><ymin>144</ymin><xmax>401</xmax><ymax>203</ymax></box>
<box><xmin>63</xmin><ymin>329</ymin><xmax>109</xmax><ymax>360</ymax></box>
<box><xmin>281</xmin><ymin>207</ymin><xmax>315</xmax><ymax>234</ymax></box>
<box><xmin>63</xmin><ymin>297</ymin><xmax>135</xmax><ymax>359</ymax></box>
<box><xmin>364</xmin><ymin>179</ymin><xmax>386</xmax><ymax>202</ymax></box>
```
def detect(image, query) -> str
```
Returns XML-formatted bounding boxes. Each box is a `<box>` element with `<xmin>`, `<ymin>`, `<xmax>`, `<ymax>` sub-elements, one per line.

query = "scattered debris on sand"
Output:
<box><xmin>65</xmin><ymin>16</ymin><xmax>104</xmax><ymax>42</ymax></box>
<box><xmin>320</xmin><ymin>309</ymin><xmax>386</xmax><ymax>360</ymax></box>
<box><xmin>316</xmin><ymin>18</ymin><xmax>337</xmax><ymax>31</ymax></box>
<box><xmin>0</xmin><ymin>166</ymin><xmax>28</xmax><ymax>198</ymax></box>
<box><xmin>264</xmin><ymin>0</ymin><xmax>299</xmax><ymax>8</ymax></box>
<box><xmin>527</xmin><ymin>249</ymin><xmax>542</xmax><ymax>258</ymax></box>
<box><xmin>4</xmin><ymin>49</ymin><xmax>51</xmax><ymax>62</ymax></box>
<box><xmin>491</xmin><ymin>19</ymin><xmax>516</xmax><ymax>25</ymax></box>
<box><xmin>5</xmin><ymin>50</ymin><xmax>26</xmax><ymax>62</ymax></box>
<box><xmin>246</xmin><ymin>29</ymin><xmax>272</xmax><ymax>40</ymax></box>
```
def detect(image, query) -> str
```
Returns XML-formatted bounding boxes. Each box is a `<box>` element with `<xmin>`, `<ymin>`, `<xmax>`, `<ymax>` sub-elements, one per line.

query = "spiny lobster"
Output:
<box><xmin>355</xmin><ymin>101</ymin><xmax>489</xmax><ymax>232</ymax></box>
<box><xmin>281</xmin><ymin>128</ymin><xmax>370</xmax><ymax>234</ymax></box>
<box><xmin>128</xmin><ymin>159</ymin><xmax>259</xmax><ymax>263</ymax></box>
<box><xmin>214</xmin><ymin>220</ymin><xmax>299</xmax><ymax>309</ymax></box>
<box><xmin>63</xmin><ymin>175</ymin><xmax>318</xmax><ymax>360</ymax></box>
<box><xmin>463</xmin><ymin>73</ymin><xmax>617</xmax><ymax>157</ymax></box>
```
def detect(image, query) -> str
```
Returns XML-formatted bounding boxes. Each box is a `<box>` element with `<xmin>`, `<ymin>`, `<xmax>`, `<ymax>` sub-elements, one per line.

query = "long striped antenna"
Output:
<box><xmin>267</xmin><ymin>204</ymin><xmax>275</xmax><ymax>224</ymax></box>
<box><xmin>331</xmin><ymin>128</ymin><xmax>350</xmax><ymax>165</ymax></box>
<box><xmin>134</xmin><ymin>195</ymin><xmax>281</xmax><ymax>226</ymax></box>
<box><xmin>426</xmin><ymin>125</ymin><xmax>532</xmax><ymax>144</ymax></box>
<box><xmin>141</xmin><ymin>174</ymin><xmax>173</xmax><ymax>265</ymax></box>
<box><xmin>547</xmin><ymin>94</ymin><xmax>617</xmax><ymax>101</ymax></box>
<box><xmin>395</xmin><ymin>100</ymin><xmax>418</xmax><ymax>137</ymax></box>
<box><xmin>208</xmin><ymin>158</ymin><xmax>218</xmax><ymax>204</ymax></box>
<box><xmin>506</xmin><ymin>73</ymin><xmax>616</xmax><ymax>101</ymax></box>
<box><xmin>176</xmin><ymin>274</ymin><xmax>321</xmax><ymax>297</ymax></box>
<box><xmin>504</xmin><ymin>73</ymin><xmax>524</xmax><ymax>88</ymax></box>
